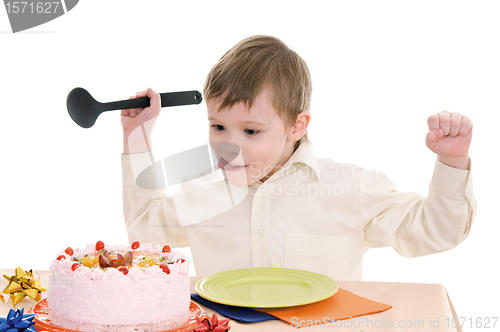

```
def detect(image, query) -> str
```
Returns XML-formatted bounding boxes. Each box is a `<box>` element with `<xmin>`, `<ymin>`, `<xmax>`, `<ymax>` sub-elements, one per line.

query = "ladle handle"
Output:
<box><xmin>102</xmin><ymin>90</ymin><xmax>202</xmax><ymax>111</ymax></box>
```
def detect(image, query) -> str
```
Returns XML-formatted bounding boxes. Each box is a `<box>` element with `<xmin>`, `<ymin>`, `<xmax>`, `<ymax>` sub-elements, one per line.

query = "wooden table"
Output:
<box><xmin>1</xmin><ymin>268</ymin><xmax>462</xmax><ymax>331</ymax></box>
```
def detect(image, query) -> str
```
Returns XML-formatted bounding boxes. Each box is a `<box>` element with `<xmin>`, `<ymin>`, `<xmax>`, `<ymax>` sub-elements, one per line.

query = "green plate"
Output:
<box><xmin>195</xmin><ymin>268</ymin><xmax>339</xmax><ymax>308</ymax></box>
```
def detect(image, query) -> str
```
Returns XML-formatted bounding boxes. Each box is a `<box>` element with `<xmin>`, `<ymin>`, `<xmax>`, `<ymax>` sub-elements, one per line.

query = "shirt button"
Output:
<box><xmin>261</xmin><ymin>186</ymin><xmax>267</xmax><ymax>192</ymax></box>
<box><xmin>257</xmin><ymin>228</ymin><xmax>264</xmax><ymax>236</ymax></box>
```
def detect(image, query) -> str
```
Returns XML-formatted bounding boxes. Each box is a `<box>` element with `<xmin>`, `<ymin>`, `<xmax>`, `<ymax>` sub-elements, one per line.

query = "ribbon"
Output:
<box><xmin>193</xmin><ymin>314</ymin><xmax>231</xmax><ymax>332</ymax></box>
<box><xmin>2</xmin><ymin>267</ymin><xmax>46</xmax><ymax>306</ymax></box>
<box><xmin>0</xmin><ymin>308</ymin><xmax>37</xmax><ymax>332</ymax></box>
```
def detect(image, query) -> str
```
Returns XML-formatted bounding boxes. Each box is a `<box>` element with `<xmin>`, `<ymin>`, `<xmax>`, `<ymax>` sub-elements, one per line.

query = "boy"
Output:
<box><xmin>121</xmin><ymin>35</ymin><xmax>475</xmax><ymax>280</ymax></box>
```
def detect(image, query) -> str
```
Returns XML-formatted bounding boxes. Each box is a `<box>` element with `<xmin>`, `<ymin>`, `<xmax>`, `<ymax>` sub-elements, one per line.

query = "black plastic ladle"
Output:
<box><xmin>67</xmin><ymin>87</ymin><xmax>203</xmax><ymax>128</ymax></box>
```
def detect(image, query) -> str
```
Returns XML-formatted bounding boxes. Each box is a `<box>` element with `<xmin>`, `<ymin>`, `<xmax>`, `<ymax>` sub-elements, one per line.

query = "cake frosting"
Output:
<box><xmin>47</xmin><ymin>241</ymin><xmax>190</xmax><ymax>332</ymax></box>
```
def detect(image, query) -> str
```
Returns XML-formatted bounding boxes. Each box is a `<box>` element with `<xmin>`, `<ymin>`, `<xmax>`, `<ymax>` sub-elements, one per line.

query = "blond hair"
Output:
<box><xmin>204</xmin><ymin>35</ymin><xmax>312</xmax><ymax>150</ymax></box>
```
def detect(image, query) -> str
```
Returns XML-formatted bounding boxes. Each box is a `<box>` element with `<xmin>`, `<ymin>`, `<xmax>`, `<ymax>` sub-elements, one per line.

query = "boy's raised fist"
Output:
<box><xmin>425</xmin><ymin>111</ymin><xmax>472</xmax><ymax>170</ymax></box>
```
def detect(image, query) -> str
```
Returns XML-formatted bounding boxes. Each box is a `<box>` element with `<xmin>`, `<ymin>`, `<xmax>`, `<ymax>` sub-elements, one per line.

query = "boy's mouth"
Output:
<box><xmin>218</xmin><ymin>158</ymin><xmax>247</xmax><ymax>171</ymax></box>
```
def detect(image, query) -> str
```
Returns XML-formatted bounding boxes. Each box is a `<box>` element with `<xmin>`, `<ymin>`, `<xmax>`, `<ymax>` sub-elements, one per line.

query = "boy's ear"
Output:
<box><xmin>287</xmin><ymin>111</ymin><xmax>311</xmax><ymax>141</ymax></box>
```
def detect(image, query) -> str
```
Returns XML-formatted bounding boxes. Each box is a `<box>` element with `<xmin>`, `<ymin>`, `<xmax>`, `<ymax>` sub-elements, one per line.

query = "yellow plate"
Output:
<box><xmin>195</xmin><ymin>268</ymin><xmax>339</xmax><ymax>308</ymax></box>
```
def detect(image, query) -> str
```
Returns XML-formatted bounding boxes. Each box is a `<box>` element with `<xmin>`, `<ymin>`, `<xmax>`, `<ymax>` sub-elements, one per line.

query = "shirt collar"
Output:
<box><xmin>282</xmin><ymin>137</ymin><xmax>321</xmax><ymax>181</ymax></box>
<box><xmin>205</xmin><ymin>137</ymin><xmax>321</xmax><ymax>186</ymax></box>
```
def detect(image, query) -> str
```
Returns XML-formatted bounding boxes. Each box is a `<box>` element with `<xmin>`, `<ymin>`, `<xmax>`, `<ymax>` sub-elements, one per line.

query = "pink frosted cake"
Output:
<box><xmin>47</xmin><ymin>241</ymin><xmax>190</xmax><ymax>332</ymax></box>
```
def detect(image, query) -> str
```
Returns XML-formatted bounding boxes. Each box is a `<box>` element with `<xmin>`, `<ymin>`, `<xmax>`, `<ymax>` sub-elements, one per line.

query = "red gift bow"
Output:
<box><xmin>193</xmin><ymin>313</ymin><xmax>231</xmax><ymax>332</ymax></box>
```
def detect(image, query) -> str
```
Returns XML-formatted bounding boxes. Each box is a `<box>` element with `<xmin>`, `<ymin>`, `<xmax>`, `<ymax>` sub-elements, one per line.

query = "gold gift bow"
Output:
<box><xmin>2</xmin><ymin>267</ymin><xmax>46</xmax><ymax>306</ymax></box>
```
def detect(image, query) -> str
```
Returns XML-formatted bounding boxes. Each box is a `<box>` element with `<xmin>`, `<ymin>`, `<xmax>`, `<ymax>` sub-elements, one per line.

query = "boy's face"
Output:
<box><xmin>207</xmin><ymin>89</ymin><xmax>295</xmax><ymax>186</ymax></box>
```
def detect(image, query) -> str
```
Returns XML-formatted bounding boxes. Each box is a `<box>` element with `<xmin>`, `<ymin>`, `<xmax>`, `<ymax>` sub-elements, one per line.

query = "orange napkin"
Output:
<box><xmin>256</xmin><ymin>288</ymin><xmax>392</xmax><ymax>328</ymax></box>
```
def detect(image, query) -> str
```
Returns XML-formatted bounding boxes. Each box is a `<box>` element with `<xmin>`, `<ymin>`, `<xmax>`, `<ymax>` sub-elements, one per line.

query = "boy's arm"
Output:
<box><xmin>121</xmin><ymin>88</ymin><xmax>188</xmax><ymax>247</ymax></box>
<box><xmin>122</xmin><ymin>151</ymin><xmax>188</xmax><ymax>247</ymax></box>
<box><xmin>362</xmin><ymin>111</ymin><xmax>475</xmax><ymax>256</ymax></box>
<box><xmin>362</xmin><ymin>158</ymin><xmax>475</xmax><ymax>256</ymax></box>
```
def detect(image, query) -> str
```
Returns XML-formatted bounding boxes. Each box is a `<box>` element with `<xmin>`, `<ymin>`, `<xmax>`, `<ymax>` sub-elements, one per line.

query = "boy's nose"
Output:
<box><xmin>221</xmin><ymin>142</ymin><xmax>241</xmax><ymax>163</ymax></box>
<box><xmin>209</xmin><ymin>141</ymin><xmax>241</xmax><ymax>164</ymax></box>
<box><xmin>222</xmin><ymin>141</ymin><xmax>240</xmax><ymax>155</ymax></box>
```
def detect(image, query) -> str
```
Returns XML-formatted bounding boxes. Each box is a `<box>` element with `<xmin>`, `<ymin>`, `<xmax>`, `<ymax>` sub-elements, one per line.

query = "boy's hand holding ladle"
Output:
<box><xmin>121</xmin><ymin>88</ymin><xmax>162</xmax><ymax>155</ymax></box>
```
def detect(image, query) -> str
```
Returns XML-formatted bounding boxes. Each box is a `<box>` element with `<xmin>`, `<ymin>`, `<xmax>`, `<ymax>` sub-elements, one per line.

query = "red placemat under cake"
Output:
<box><xmin>28</xmin><ymin>298</ymin><xmax>205</xmax><ymax>332</ymax></box>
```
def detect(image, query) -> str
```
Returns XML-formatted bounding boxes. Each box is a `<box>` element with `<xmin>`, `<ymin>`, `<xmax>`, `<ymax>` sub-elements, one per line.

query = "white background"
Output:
<box><xmin>1</xmin><ymin>0</ymin><xmax>499</xmax><ymax>324</ymax></box>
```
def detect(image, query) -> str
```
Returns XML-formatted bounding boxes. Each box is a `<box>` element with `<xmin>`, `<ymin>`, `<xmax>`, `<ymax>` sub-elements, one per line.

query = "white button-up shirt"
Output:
<box><xmin>122</xmin><ymin>139</ymin><xmax>475</xmax><ymax>280</ymax></box>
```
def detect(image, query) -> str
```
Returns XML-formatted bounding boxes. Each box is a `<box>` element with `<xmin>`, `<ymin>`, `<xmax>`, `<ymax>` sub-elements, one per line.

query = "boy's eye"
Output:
<box><xmin>211</xmin><ymin>125</ymin><xmax>259</xmax><ymax>136</ymax></box>
<box><xmin>212</xmin><ymin>125</ymin><xmax>225</xmax><ymax>131</ymax></box>
<box><xmin>245</xmin><ymin>129</ymin><xmax>260</xmax><ymax>136</ymax></box>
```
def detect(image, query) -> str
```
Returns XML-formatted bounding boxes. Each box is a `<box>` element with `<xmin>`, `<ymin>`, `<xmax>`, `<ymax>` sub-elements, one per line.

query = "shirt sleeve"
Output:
<box><xmin>121</xmin><ymin>151</ymin><xmax>189</xmax><ymax>247</ymax></box>
<box><xmin>362</xmin><ymin>157</ymin><xmax>476</xmax><ymax>257</ymax></box>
